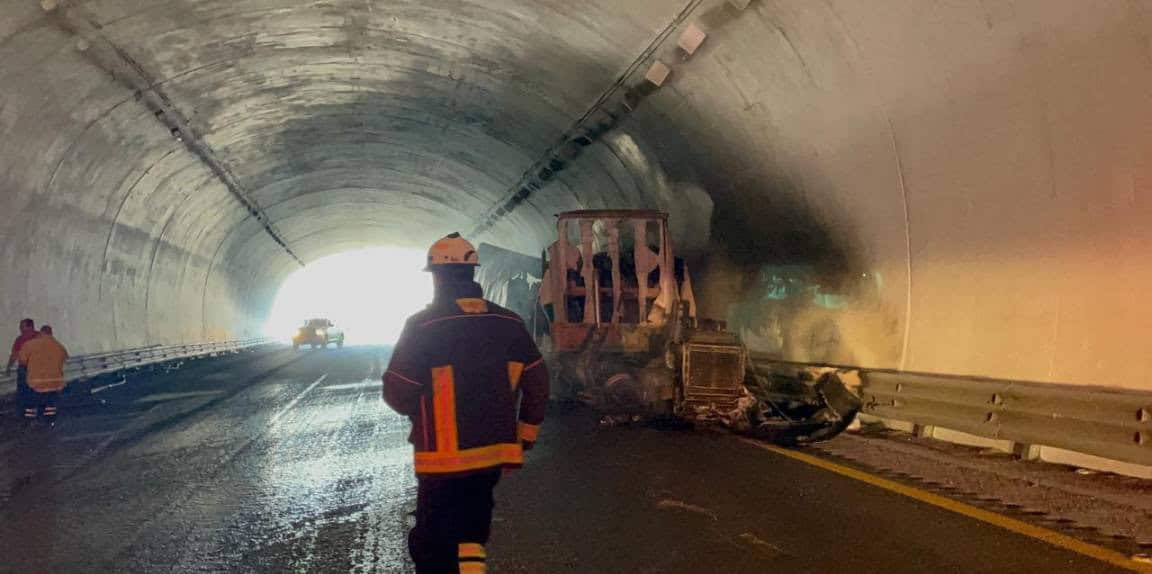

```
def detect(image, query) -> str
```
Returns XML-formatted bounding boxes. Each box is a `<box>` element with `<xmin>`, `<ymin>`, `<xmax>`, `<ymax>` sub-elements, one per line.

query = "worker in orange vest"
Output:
<box><xmin>384</xmin><ymin>233</ymin><xmax>549</xmax><ymax>574</ymax></box>
<box><xmin>18</xmin><ymin>325</ymin><xmax>69</xmax><ymax>427</ymax></box>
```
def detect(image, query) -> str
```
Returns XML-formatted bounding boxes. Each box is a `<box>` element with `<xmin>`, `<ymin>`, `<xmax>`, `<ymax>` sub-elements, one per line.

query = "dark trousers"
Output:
<box><xmin>19</xmin><ymin>376</ymin><xmax>59</xmax><ymax>421</ymax></box>
<box><xmin>410</xmin><ymin>470</ymin><xmax>501</xmax><ymax>574</ymax></box>
<box><xmin>16</xmin><ymin>366</ymin><xmax>33</xmax><ymax>418</ymax></box>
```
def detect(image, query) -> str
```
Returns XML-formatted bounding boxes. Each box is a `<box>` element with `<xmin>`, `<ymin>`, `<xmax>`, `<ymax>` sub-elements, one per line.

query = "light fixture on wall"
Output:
<box><xmin>677</xmin><ymin>23</ymin><xmax>707</xmax><ymax>58</ymax></box>
<box><xmin>644</xmin><ymin>60</ymin><xmax>672</xmax><ymax>87</ymax></box>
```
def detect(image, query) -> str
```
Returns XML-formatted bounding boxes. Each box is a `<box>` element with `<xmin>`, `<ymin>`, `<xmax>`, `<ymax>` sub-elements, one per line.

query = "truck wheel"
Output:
<box><xmin>311</xmin><ymin>343</ymin><xmax>318</xmax><ymax>349</ymax></box>
<box><xmin>337</xmin><ymin>339</ymin><xmax>344</xmax><ymax>349</ymax></box>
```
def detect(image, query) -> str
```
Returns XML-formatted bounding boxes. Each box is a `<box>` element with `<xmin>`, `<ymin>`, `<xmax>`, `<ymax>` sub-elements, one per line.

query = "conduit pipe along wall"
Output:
<box><xmin>2</xmin><ymin>0</ymin><xmax>1151</xmax><ymax>394</ymax></box>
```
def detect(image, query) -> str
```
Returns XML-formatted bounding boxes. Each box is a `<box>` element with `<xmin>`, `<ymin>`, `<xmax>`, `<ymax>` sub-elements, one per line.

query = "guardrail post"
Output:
<box><xmin>1013</xmin><ymin>442</ymin><xmax>1042</xmax><ymax>461</ymax></box>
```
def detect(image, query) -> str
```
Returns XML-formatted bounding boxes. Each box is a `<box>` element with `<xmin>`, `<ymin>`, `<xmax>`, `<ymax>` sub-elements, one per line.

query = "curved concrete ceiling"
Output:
<box><xmin>2</xmin><ymin>0</ymin><xmax>1150</xmax><ymax>390</ymax></box>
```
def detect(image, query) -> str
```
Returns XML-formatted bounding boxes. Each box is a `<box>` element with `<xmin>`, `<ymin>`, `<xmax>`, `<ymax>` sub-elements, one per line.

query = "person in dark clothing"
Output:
<box><xmin>383</xmin><ymin>232</ymin><xmax>550</xmax><ymax>574</ymax></box>
<box><xmin>6</xmin><ymin>318</ymin><xmax>38</xmax><ymax>421</ymax></box>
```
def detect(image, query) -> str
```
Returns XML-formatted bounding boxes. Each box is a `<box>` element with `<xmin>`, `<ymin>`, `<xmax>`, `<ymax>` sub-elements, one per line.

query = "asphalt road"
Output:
<box><xmin>0</xmin><ymin>347</ymin><xmax>1129</xmax><ymax>573</ymax></box>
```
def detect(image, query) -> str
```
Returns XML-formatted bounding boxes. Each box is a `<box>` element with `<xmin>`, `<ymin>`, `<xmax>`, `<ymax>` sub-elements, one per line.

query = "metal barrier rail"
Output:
<box><xmin>749</xmin><ymin>354</ymin><xmax>1152</xmax><ymax>467</ymax></box>
<box><xmin>1</xmin><ymin>338</ymin><xmax>273</xmax><ymax>388</ymax></box>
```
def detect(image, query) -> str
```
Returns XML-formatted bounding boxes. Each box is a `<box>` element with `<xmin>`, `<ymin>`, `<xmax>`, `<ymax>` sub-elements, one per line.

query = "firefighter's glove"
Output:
<box><xmin>521</xmin><ymin>439</ymin><xmax>535</xmax><ymax>451</ymax></box>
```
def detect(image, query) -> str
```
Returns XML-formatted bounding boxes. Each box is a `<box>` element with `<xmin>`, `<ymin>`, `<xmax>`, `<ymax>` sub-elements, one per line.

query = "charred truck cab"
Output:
<box><xmin>536</xmin><ymin>209</ymin><xmax>860</xmax><ymax>442</ymax></box>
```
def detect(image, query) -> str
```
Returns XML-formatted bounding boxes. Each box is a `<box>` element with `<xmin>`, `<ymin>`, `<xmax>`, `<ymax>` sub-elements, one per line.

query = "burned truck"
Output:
<box><xmin>532</xmin><ymin>209</ymin><xmax>860</xmax><ymax>444</ymax></box>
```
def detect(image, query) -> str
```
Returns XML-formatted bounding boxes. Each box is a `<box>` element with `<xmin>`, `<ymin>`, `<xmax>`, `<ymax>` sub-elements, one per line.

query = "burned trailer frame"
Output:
<box><xmin>539</xmin><ymin>210</ymin><xmax>743</xmax><ymax>421</ymax></box>
<box><xmin>545</xmin><ymin>210</ymin><xmax>679</xmax><ymax>329</ymax></box>
<box><xmin>536</xmin><ymin>209</ymin><xmax>859</xmax><ymax>441</ymax></box>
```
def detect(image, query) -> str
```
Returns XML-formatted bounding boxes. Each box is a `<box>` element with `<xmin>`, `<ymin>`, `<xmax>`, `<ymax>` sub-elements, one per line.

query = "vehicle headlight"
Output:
<box><xmin>315</xmin><ymin>329</ymin><xmax>325</xmax><ymax>336</ymax></box>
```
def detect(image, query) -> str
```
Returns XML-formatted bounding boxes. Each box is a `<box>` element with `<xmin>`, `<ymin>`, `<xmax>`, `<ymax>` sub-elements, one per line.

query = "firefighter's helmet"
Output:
<box><xmin>424</xmin><ymin>233</ymin><xmax>480</xmax><ymax>271</ymax></box>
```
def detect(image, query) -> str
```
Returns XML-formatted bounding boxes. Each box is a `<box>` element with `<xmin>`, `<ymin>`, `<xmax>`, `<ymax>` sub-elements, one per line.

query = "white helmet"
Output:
<box><xmin>424</xmin><ymin>232</ymin><xmax>479</xmax><ymax>271</ymax></box>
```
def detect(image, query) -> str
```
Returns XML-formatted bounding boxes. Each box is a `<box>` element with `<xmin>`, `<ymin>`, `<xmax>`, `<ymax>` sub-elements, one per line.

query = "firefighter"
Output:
<box><xmin>6</xmin><ymin>318</ymin><xmax>39</xmax><ymax>421</ymax></box>
<box><xmin>383</xmin><ymin>232</ymin><xmax>549</xmax><ymax>574</ymax></box>
<box><xmin>17</xmin><ymin>325</ymin><xmax>69</xmax><ymax>427</ymax></box>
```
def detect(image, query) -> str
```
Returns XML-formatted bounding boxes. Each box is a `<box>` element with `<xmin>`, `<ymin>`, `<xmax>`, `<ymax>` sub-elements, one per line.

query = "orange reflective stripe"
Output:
<box><xmin>458</xmin><ymin>543</ymin><xmax>486</xmax><ymax>559</ymax></box>
<box><xmin>519</xmin><ymin>422</ymin><xmax>540</xmax><ymax>442</ymax></box>
<box><xmin>431</xmin><ymin>366</ymin><xmax>458</xmax><ymax>452</ymax></box>
<box><xmin>459</xmin><ymin>563</ymin><xmax>486</xmax><ymax>574</ymax></box>
<box><xmin>456</xmin><ymin>298</ymin><xmax>489</xmax><ymax>314</ymax></box>
<box><xmin>414</xmin><ymin>443</ymin><xmax>524</xmax><ymax>474</ymax></box>
<box><xmin>507</xmin><ymin>361</ymin><xmax>525</xmax><ymax>391</ymax></box>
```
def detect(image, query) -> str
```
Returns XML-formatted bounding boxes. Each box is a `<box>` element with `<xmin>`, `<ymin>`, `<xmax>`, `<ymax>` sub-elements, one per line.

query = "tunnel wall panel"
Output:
<box><xmin>623</xmin><ymin>0</ymin><xmax>1152</xmax><ymax>390</ymax></box>
<box><xmin>3</xmin><ymin>0</ymin><xmax>1151</xmax><ymax>395</ymax></box>
<box><xmin>0</xmin><ymin>12</ymin><xmax>279</xmax><ymax>353</ymax></box>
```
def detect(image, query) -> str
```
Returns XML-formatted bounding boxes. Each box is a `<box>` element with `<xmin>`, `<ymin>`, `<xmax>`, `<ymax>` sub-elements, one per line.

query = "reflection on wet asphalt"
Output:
<box><xmin>1</xmin><ymin>347</ymin><xmax>414</xmax><ymax>573</ymax></box>
<box><xmin>0</xmin><ymin>347</ymin><xmax>1130</xmax><ymax>573</ymax></box>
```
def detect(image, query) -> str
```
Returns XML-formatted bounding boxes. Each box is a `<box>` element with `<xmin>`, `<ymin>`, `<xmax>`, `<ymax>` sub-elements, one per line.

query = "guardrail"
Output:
<box><xmin>749</xmin><ymin>354</ymin><xmax>1152</xmax><ymax>467</ymax></box>
<box><xmin>1</xmin><ymin>338</ymin><xmax>274</xmax><ymax>390</ymax></box>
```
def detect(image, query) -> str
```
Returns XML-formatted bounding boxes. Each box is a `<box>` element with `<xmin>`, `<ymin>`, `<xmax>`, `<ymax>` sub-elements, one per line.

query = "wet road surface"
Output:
<box><xmin>0</xmin><ymin>347</ymin><xmax>1129</xmax><ymax>573</ymax></box>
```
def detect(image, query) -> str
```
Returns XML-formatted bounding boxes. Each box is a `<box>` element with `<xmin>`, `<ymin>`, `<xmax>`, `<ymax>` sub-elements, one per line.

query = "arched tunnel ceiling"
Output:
<box><xmin>2</xmin><ymin>0</ymin><xmax>1152</xmax><ymax>390</ymax></box>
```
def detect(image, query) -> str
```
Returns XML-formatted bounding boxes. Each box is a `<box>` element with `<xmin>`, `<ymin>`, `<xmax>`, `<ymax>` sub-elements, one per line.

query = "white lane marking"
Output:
<box><xmin>136</xmin><ymin>390</ymin><xmax>223</xmax><ymax>403</ymax></box>
<box><xmin>323</xmin><ymin>379</ymin><xmax>381</xmax><ymax>392</ymax></box>
<box><xmin>269</xmin><ymin>373</ymin><xmax>327</xmax><ymax>428</ymax></box>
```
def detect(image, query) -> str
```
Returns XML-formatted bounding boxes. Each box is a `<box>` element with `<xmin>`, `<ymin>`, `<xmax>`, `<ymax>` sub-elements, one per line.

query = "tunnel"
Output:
<box><xmin>2</xmin><ymin>0</ymin><xmax>1151</xmax><ymax>392</ymax></box>
<box><xmin>7</xmin><ymin>3</ymin><xmax>1152</xmax><ymax>570</ymax></box>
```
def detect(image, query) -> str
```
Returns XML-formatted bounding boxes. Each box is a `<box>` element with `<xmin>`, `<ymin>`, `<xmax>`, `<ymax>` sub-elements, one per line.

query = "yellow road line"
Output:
<box><xmin>739</xmin><ymin>438</ymin><xmax>1152</xmax><ymax>573</ymax></box>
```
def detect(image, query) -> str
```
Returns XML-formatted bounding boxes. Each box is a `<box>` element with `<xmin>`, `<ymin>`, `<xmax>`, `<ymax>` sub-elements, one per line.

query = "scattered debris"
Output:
<box><xmin>737</xmin><ymin>532</ymin><xmax>786</xmax><ymax>556</ymax></box>
<box><xmin>656</xmin><ymin>499</ymin><xmax>719</xmax><ymax>521</ymax></box>
<box><xmin>91</xmin><ymin>379</ymin><xmax>128</xmax><ymax>394</ymax></box>
<box><xmin>741</xmin><ymin>368</ymin><xmax>862</xmax><ymax>444</ymax></box>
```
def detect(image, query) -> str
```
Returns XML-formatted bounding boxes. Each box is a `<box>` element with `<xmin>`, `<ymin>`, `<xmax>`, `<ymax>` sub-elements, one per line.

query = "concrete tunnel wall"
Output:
<box><xmin>1</xmin><ymin>0</ymin><xmax>1150</xmax><ymax>391</ymax></box>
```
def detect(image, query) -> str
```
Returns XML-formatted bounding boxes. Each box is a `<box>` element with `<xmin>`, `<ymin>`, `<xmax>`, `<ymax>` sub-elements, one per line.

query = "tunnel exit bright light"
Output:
<box><xmin>264</xmin><ymin>247</ymin><xmax>431</xmax><ymax>346</ymax></box>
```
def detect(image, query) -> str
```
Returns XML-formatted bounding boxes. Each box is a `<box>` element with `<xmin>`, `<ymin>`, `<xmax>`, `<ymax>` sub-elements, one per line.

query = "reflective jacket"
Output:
<box><xmin>18</xmin><ymin>335</ymin><xmax>69</xmax><ymax>392</ymax></box>
<box><xmin>383</xmin><ymin>281</ymin><xmax>549</xmax><ymax>477</ymax></box>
